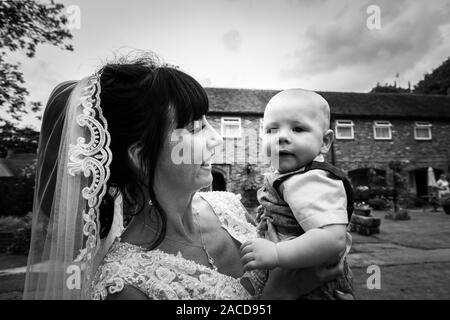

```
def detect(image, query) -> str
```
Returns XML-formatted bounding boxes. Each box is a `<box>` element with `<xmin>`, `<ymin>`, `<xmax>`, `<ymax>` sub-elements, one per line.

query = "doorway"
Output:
<box><xmin>212</xmin><ymin>171</ymin><xmax>226</xmax><ymax>191</ymax></box>
<box><xmin>410</xmin><ymin>167</ymin><xmax>443</xmax><ymax>197</ymax></box>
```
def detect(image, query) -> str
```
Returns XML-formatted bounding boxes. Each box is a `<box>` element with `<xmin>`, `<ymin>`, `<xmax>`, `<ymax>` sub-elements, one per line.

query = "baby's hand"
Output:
<box><xmin>240</xmin><ymin>238</ymin><xmax>279</xmax><ymax>271</ymax></box>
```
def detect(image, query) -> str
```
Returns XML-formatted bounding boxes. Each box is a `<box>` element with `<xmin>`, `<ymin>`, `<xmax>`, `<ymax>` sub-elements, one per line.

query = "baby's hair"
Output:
<box><xmin>316</xmin><ymin>92</ymin><xmax>331</xmax><ymax>132</ymax></box>
<box><xmin>274</xmin><ymin>88</ymin><xmax>330</xmax><ymax>132</ymax></box>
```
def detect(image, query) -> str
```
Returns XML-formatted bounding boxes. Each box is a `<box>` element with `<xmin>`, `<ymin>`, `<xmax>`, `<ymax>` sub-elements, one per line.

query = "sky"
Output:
<box><xmin>6</xmin><ymin>0</ymin><xmax>450</xmax><ymax>128</ymax></box>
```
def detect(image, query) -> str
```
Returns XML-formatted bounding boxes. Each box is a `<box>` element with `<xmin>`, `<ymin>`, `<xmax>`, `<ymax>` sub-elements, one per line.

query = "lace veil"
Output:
<box><xmin>23</xmin><ymin>73</ymin><xmax>124</xmax><ymax>299</ymax></box>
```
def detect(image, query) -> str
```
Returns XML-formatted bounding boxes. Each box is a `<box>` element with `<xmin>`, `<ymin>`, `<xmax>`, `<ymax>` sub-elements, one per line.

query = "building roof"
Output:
<box><xmin>0</xmin><ymin>153</ymin><xmax>36</xmax><ymax>177</ymax></box>
<box><xmin>205</xmin><ymin>88</ymin><xmax>450</xmax><ymax>120</ymax></box>
<box><xmin>0</xmin><ymin>162</ymin><xmax>14</xmax><ymax>177</ymax></box>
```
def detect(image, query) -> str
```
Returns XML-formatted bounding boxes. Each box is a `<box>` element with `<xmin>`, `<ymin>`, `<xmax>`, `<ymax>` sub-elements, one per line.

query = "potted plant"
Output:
<box><xmin>354</xmin><ymin>201</ymin><xmax>371</xmax><ymax>216</ymax></box>
<box><xmin>385</xmin><ymin>161</ymin><xmax>411</xmax><ymax>220</ymax></box>
<box><xmin>354</xmin><ymin>185</ymin><xmax>370</xmax><ymax>202</ymax></box>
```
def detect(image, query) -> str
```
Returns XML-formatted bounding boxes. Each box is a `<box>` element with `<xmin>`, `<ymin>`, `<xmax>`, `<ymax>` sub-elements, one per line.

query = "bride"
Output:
<box><xmin>23</xmin><ymin>52</ymin><xmax>347</xmax><ymax>300</ymax></box>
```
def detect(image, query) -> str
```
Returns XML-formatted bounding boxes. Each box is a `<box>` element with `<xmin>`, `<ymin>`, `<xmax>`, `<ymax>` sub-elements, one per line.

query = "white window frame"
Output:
<box><xmin>414</xmin><ymin>122</ymin><xmax>432</xmax><ymax>140</ymax></box>
<box><xmin>335</xmin><ymin>120</ymin><xmax>354</xmax><ymax>140</ymax></box>
<box><xmin>221</xmin><ymin>117</ymin><xmax>242</xmax><ymax>138</ymax></box>
<box><xmin>373</xmin><ymin>121</ymin><xmax>392</xmax><ymax>140</ymax></box>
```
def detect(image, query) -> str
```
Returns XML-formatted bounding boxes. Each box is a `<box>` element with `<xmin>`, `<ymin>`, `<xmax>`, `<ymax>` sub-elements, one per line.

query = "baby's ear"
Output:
<box><xmin>320</xmin><ymin>129</ymin><xmax>334</xmax><ymax>154</ymax></box>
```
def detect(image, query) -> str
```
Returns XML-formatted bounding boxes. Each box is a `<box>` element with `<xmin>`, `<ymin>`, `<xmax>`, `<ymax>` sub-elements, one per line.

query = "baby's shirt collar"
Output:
<box><xmin>313</xmin><ymin>154</ymin><xmax>325</xmax><ymax>162</ymax></box>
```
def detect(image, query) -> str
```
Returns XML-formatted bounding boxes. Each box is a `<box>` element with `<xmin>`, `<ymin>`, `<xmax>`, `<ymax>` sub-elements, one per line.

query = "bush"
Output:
<box><xmin>0</xmin><ymin>215</ymin><xmax>29</xmax><ymax>232</ymax></box>
<box><xmin>0</xmin><ymin>177</ymin><xmax>34</xmax><ymax>217</ymax></box>
<box><xmin>403</xmin><ymin>193</ymin><xmax>428</xmax><ymax>209</ymax></box>
<box><xmin>385</xmin><ymin>208</ymin><xmax>411</xmax><ymax>220</ymax></box>
<box><xmin>0</xmin><ymin>160</ymin><xmax>36</xmax><ymax>217</ymax></box>
<box><xmin>368</xmin><ymin>198</ymin><xmax>390</xmax><ymax>210</ymax></box>
<box><xmin>369</xmin><ymin>186</ymin><xmax>395</xmax><ymax>198</ymax></box>
<box><xmin>0</xmin><ymin>213</ymin><xmax>32</xmax><ymax>254</ymax></box>
<box><xmin>7</xmin><ymin>226</ymin><xmax>31</xmax><ymax>255</ymax></box>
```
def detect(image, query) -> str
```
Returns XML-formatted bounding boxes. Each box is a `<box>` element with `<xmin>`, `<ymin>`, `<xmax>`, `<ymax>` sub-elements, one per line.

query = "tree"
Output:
<box><xmin>0</xmin><ymin>0</ymin><xmax>73</xmax><ymax>120</ymax></box>
<box><xmin>0</xmin><ymin>122</ymin><xmax>39</xmax><ymax>157</ymax></box>
<box><xmin>369</xmin><ymin>81</ymin><xmax>411</xmax><ymax>94</ymax></box>
<box><xmin>414</xmin><ymin>57</ymin><xmax>450</xmax><ymax>95</ymax></box>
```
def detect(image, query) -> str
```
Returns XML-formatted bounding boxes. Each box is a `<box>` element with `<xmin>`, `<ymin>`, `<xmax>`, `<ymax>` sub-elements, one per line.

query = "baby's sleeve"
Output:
<box><xmin>280</xmin><ymin>169</ymin><xmax>348</xmax><ymax>231</ymax></box>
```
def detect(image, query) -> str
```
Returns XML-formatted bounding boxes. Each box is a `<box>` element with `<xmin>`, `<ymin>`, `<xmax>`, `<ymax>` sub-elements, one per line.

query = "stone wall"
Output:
<box><xmin>333</xmin><ymin>119</ymin><xmax>450</xmax><ymax>189</ymax></box>
<box><xmin>207</xmin><ymin>115</ymin><xmax>269</xmax><ymax>206</ymax></box>
<box><xmin>206</xmin><ymin>114</ymin><xmax>450</xmax><ymax>206</ymax></box>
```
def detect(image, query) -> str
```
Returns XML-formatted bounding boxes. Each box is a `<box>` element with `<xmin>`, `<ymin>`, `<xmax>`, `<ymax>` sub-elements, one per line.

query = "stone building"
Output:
<box><xmin>204</xmin><ymin>88</ymin><xmax>450</xmax><ymax>207</ymax></box>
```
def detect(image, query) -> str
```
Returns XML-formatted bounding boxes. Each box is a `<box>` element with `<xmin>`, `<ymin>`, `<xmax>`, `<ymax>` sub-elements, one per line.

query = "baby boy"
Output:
<box><xmin>240</xmin><ymin>89</ymin><xmax>354</xmax><ymax>299</ymax></box>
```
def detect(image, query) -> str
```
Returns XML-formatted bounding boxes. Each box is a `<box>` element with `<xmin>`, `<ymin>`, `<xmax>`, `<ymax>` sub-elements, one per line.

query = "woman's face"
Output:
<box><xmin>155</xmin><ymin>115</ymin><xmax>223</xmax><ymax>193</ymax></box>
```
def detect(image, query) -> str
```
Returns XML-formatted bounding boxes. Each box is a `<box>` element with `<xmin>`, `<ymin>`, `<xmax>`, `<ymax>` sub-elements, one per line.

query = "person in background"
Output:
<box><xmin>437</xmin><ymin>174</ymin><xmax>450</xmax><ymax>199</ymax></box>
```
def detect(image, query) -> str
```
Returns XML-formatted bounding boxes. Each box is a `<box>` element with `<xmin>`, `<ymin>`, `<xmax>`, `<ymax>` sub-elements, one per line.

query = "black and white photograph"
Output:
<box><xmin>0</xmin><ymin>0</ymin><xmax>450</xmax><ymax>303</ymax></box>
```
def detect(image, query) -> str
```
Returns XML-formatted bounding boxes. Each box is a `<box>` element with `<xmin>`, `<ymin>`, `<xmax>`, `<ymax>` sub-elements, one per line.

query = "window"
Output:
<box><xmin>335</xmin><ymin>120</ymin><xmax>354</xmax><ymax>139</ymax></box>
<box><xmin>414</xmin><ymin>122</ymin><xmax>432</xmax><ymax>140</ymax></box>
<box><xmin>373</xmin><ymin>121</ymin><xmax>392</xmax><ymax>140</ymax></box>
<box><xmin>221</xmin><ymin>117</ymin><xmax>241</xmax><ymax>138</ymax></box>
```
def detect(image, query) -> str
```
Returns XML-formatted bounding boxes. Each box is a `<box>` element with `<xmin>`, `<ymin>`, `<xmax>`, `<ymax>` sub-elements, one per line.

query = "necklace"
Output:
<box><xmin>142</xmin><ymin>203</ymin><xmax>218</xmax><ymax>271</ymax></box>
<box><xmin>193</xmin><ymin>208</ymin><xmax>218</xmax><ymax>271</ymax></box>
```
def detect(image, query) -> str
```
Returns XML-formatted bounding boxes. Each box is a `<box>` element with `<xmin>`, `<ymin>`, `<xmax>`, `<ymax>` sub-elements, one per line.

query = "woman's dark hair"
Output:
<box><xmin>97</xmin><ymin>54</ymin><xmax>209</xmax><ymax>248</ymax></box>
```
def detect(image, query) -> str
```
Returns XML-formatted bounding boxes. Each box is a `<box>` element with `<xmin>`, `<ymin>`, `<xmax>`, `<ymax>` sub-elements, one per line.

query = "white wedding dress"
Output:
<box><xmin>90</xmin><ymin>192</ymin><xmax>267</xmax><ymax>300</ymax></box>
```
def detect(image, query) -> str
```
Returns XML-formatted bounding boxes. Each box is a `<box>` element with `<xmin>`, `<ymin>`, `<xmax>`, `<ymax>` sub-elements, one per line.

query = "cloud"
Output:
<box><xmin>222</xmin><ymin>30</ymin><xmax>242</xmax><ymax>52</ymax></box>
<box><xmin>288</xmin><ymin>0</ymin><xmax>329</xmax><ymax>6</ymax></box>
<box><xmin>24</xmin><ymin>59</ymin><xmax>63</xmax><ymax>102</ymax></box>
<box><xmin>281</xmin><ymin>0</ymin><xmax>450</xmax><ymax>89</ymax></box>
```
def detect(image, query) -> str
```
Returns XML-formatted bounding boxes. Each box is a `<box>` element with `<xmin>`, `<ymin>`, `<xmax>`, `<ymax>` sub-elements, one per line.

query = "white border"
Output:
<box><xmin>414</xmin><ymin>122</ymin><xmax>432</xmax><ymax>140</ymax></box>
<box><xmin>221</xmin><ymin>117</ymin><xmax>242</xmax><ymax>138</ymax></box>
<box><xmin>373</xmin><ymin>121</ymin><xmax>392</xmax><ymax>140</ymax></box>
<box><xmin>335</xmin><ymin>120</ymin><xmax>354</xmax><ymax>140</ymax></box>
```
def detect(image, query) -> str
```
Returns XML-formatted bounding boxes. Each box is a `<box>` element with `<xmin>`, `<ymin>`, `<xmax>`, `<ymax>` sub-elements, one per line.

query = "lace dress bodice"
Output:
<box><xmin>90</xmin><ymin>192</ymin><xmax>267</xmax><ymax>300</ymax></box>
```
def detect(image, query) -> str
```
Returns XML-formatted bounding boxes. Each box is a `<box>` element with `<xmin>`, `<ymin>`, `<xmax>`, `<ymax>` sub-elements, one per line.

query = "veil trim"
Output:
<box><xmin>24</xmin><ymin>72</ymin><xmax>123</xmax><ymax>300</ymax></box>
<box><xmin>66</xmin><ymin>74</ymin><xmax>112</xmax><ymax>286</ymax></box>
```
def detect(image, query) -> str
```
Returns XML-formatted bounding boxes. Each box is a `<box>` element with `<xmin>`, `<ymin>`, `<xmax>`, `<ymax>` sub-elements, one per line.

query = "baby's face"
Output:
<box><xmin>263</xmin><ymin>91</ymin><xmax>328</xmax><ymax>173</ymax></box>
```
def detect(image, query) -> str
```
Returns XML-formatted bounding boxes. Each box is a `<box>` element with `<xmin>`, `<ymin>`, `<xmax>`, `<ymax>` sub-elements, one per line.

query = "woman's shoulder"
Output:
<box><xmin>199</xmin><ymin>191</ymin><xmax>242</xmax><ymax>202</ymax></box>
<box><xmin>197</xmin><ymin>191</ymin><xmax>247</xmax><ymax>221</ymax></box>
<box><xmin>90</xmin><ymin>241</ymin><xmax>147</xmax><ymax>299</ymax></box>
<box><xmin>197</xmin><ymin>191</ymin><xmax>257</xmax><ymax>244</ymax></box>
